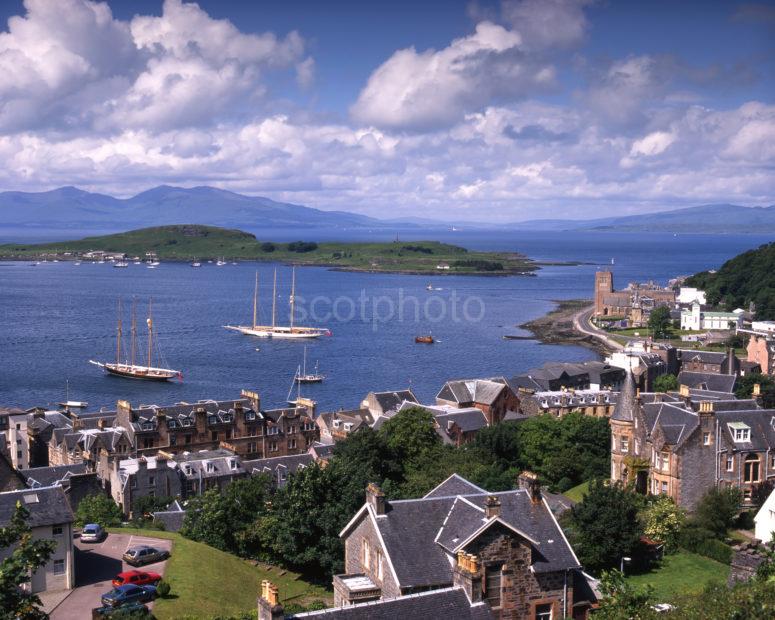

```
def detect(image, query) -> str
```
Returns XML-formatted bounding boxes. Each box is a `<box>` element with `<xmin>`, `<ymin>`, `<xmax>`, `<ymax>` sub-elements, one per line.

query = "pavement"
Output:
<box><xmin>572</xmin><ymin>306</ymin><xmax>624</xmax><ymax>352</ymax></box>
<box><xmin>48</xmin><ymin>532</ymin><xmax>172</xmax><ymax>620</ymax></box>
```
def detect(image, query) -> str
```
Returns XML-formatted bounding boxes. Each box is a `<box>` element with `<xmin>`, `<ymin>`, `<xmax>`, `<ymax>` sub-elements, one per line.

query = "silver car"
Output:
<box><xmin>81</xmin><ymin>523</ymin><xmax>106</xmax><ymax>543</ymax></box>
<box><xmin>123</xmin><ymin>545</ymin><xmax>169</xmax><ymax>566</ymax></box>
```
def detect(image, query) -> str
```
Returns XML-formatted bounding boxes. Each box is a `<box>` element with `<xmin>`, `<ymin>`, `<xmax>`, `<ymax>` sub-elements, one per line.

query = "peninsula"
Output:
<box><xmin>0</xmin><ymin>224</ymin><xmax>537</xmax><ymax>276</ymax></box>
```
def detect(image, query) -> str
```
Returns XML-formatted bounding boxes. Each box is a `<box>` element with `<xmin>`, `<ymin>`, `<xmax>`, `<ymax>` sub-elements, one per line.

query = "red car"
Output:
<box><xmin>112</xmin><ymin>570</ymin><xmax>162</xmax><ymax>588</ymax></box>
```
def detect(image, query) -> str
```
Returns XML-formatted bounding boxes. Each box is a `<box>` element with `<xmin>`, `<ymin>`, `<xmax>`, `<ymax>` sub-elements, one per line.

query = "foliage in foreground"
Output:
<box><xmin>0</xmin><ymin>502</ymin><xmax>56</xmax><ymax>620</ymax></box>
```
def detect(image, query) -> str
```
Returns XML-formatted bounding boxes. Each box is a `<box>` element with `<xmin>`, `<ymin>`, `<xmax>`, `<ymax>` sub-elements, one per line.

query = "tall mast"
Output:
<box><xmin>271</xmin><ymin>268</ymin><xmax>277</xmax><ymax>329</ymax></box>
<box><xmin>116</xmin><ymin>299</ymin><xmax>122</xmax><ymax>365</ymax></box>
<box><xmin>289</xmin><ymin>266</ymin><xmax>296</xmax><ymax>330</ymax></box>
<box><xmin>252</xmin><ymin>271</ymin><xmax>258</xmax><ymax>329</ymax></box>
<box><xmin>146</xmin><ymin>299</ymin><xmax>153</xmax><ymax>368</ymax></box>
<box><xmin>130</xmin><ymin>299</ymin><xmax>137</xmax><ymax>367</ymax></box>
<box><xmin>302</xmin><ymin>345</ymin><xmax>307</xmax><ymax>376</ymax></box>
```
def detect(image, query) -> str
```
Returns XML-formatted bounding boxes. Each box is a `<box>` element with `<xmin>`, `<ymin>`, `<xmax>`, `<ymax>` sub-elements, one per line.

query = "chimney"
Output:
<box><xmin>484</xmin><ymin>495</ymin><xmax>501</xmax><ymax>518</ymax></box>
<box><xmin>366</xmin><ymin>482</ymin><xmax>386</xmax><ymax>516</ymax></box>
<box><xmin>257</xmin><ymin>581</ymin><xmax>284</xmax><ymax>620</ymax></box>
<box><xmin>518</xmin><ymin>471</ymin><xmax>542</xmax><ymax>504</ymax></box>
<box><xmin>699</xmin><ymin>401</ymin><xmax>714</xmax><ymax>414</ymax></box>
<box><xmin>241</xmin><ymin>389</ymin><xmax>261</xmax><ymax>413</ymax></box>
<box><xmin>679</xmin><ymin>384</ymin><xmax>690</xmax><ymax>398</ymax></box>
<box><xmin>453</xmin><ymin>551</ymin><xmax>483</xmax><ymax>604</ymax></box>
<box><xmin>137</xmin><ymin>457</ymin><xmax>147</xmax><ymax>471</ymax></box>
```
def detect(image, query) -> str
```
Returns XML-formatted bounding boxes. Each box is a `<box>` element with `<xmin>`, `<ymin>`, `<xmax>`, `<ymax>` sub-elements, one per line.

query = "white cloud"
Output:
<box><xmin>501</xmin><ymin>0</ymin><xmax>590</xmax><ymax>50</ymax></box>
<box><xmin>350</xmin><ymin>21</ymin><xmax>556</xmax><ymax>131</ymax></box>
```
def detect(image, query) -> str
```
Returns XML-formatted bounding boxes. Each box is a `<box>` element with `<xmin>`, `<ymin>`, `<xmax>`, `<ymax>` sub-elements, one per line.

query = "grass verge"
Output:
<box><xmin>108</xmin><ymin>528</ymin><xmax>331</xmax><ymax>619</ymax></box>
<box><xmin>563</xmin><ymin>481</ymin><xmax>590</xmax><ymax>504</ymax></box>
<box><xmin>625</xmin><ymin>550</ymin><xmax>730</xmax><ymax>601</ymax></box>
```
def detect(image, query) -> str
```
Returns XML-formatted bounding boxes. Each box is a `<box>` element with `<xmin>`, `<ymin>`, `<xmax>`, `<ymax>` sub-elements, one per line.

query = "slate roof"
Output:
<box><xmin>243</xmin><ymin>453</ymin><xmax>314</xmax><ymax>487</ymax></box>
<box><xmin>174</xmin><ymin>450</ymin><xmax>246</xmax><ymax>480</ymax></box>
<box><xmin>371</xmin><ymin>390</ymin><xmax>418</xmax><ymax>414</ymax></box>
<box><xmin>289</xmin><ymin>587</ymin><xmax>493</xmax><ymax>619</ymax></box>
<box><xmin>642</xmin><ymin>402</ymin><xmax>699</xmax><ymax>447</ymax></box>
<box><xmin>436</xmin><ymin>378</ymin><xmax>508</xmax><ymax>406</ymax></box>
<box><xmin>434</xmin><ymin>408</ymin><xmax>489</xmax><ymax>434</ymax></box>
<box><xmin>611</xmin><ymin>372</ymin><xmax>637</xmax><ymax>422</ymax></box>
<box><xmin>153</xmin><ymin>500</ymin><xmax>186</xmax><ymax>532</ymax></box>
<box><xmin>678</xmin><ymin>349</ymin><xmax>728</xmax><ymax>364</ymax></box>
<box><xmin>0</xmin><ymin>485</ymin><xmax>74</xmax><ymax>527</ymax></box>
<box><xmin>344</xmin><ymin>479</ymin><xmax>580</xmax><ymax>590</ymax></box>
<box><xmin>309</xmin><ymin>442</ymin><xmax>335</xmax><ymax>461</ymax></box>
<box><xmin>527</xmin><ymin>389</ymin><xmax>617</xmax><ymax>410</ymax></box>
<box><xmin>716</xmin><ymin>409</ymin><xmax>775</xmax><ymax>452</ymax></box>
<box><xmin>424</xmin><ymin>474</ymin><xmax>487</xmax><ymax>499</ymax></box>
<box><xmin>21</xmin><ymin>464</ymin><xmax>87</xmax><ymax>488</ymax></box>
<box><xmin>678</xmin><ymin>371</ymin><xmax>736</xmax><ymax>394</ymax></box>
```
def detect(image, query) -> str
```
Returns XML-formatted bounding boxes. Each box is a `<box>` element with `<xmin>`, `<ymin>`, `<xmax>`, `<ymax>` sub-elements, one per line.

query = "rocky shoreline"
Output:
<box><xmin>519</xmin><ymin>299</ymin><xmax>615</xmax><ymax>357</ymax></box>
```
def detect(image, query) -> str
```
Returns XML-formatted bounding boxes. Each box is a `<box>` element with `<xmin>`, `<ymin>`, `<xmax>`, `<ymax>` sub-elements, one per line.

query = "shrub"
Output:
<box><xmin>452</xmin><ymin>259</ymin><xmax>503</xmax><ymax>271</ymax></box>
<box><xmin>556</xmin><ymin>477</ymin><xmax>573</xmax><ymax>493</ymax></box>
<box><xmin>260</xmin><ymin>242</ymin><xmax>276</xmax><ymax>253</ymax></box>
<box><xmin>287</xmin><ymin>241</ymin><xmax>318</xmax><ymax>253</ymax></box>
<box><xmin>75</xmin><ymin>493</ymin><xmax>122</xmax><ymax>527</ymax></box>
<box><xmin>678</xmin><ymin>524</ymin><xmax>733</xmax><ymax>564</ymax></box>
<box><xmin>156</xmin><ymin>579</ymin><xmax>171</xmax><ymax>598</ymax></box>
<box><xmin>642</xmin><ymin>495</ymin><xmax>686</xmax><ymax>551</ymax></box>
<box><xmin>694</xmin><ymin>487</ymin><xmax>742</xmax><ymax>537</ymax></box>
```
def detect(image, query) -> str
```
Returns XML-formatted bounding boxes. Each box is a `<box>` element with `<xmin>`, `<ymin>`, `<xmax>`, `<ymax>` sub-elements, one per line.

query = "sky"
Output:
<box><xmin>0</xmin><ymin>0</ymin><xmax>773</xmax><ymax>222</ymax></box>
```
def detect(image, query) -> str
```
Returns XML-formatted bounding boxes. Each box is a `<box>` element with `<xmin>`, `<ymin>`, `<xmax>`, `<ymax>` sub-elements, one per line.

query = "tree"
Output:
<box><xmin>653</xmin><ymin>374</ymin><xmax>678</xmax><ymax>393</ymax></box>
<box><xmin>736</xmin><ymin>373</ymin><xmax>775</xmax><ymax>407</ymax></box>
<box><xmin>594</xmin><ymin>570</ymin><xmax>653</xmax><ymax>620</ymax></box>
<box><xmin>0</xmin><ymin>501</ymin><xmax>57</xmax><ymax>619</ymax></box>
<box><xmin>75</xmin><ymin>493</ymin><xmax>122</xmax><ymax>527</ymax></box>
<box><xmin>648</xmin><ymin>306</ymin><xmax>672</xmax><ymax>338</ymax></box>
<box><xmin>641</xmin><ymin>495</ymin><xmax>685</xmax><ymax>551</ymax></box>
<box><xmin>692</xmin><ymin>487</ymin><xmax>742</xmax><ymax>537</ymax></box>
<box><xmin>378</xmin><ymin>407</ymin><xmax>441</xmax><ymax>465</ymax></box>
<box><xmin>570</xmin><ymin>480</ymin><xmax>643</xmax><ymax>571</ymax></box>
<box><xmin>472</xmin><ymin>421</ymin><xmax>521</xmax><ymax>470</ymax></box>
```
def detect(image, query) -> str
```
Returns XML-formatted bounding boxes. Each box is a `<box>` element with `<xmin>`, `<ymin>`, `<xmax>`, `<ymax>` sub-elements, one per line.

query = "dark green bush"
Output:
<box><xmin>156</xmin><ymin>579</ymin><xmax>171</xmax><ymax>598</ymax></box>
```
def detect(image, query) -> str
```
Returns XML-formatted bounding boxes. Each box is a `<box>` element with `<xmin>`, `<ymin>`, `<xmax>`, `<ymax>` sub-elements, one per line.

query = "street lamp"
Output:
<box><xmin>620</xmin><ymin>556</ymin><xmax>632</xmax><ymax>574</ymax></box>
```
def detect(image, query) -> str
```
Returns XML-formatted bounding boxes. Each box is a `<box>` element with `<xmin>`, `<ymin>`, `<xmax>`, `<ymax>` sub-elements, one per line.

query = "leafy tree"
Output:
<box><xmin>75</xmin><ymin>493</ymin><xmax>122</xmax><ymax>527</ymax></box>
<box><xmin>379</xmin><ymin>407</ymin><xmax>441</xmax><ymax>465</ymax></box>
<box><xmin>653</xmin><ymin>373</ymin><xmax>678</xmax><ymax>393</ymax></box>
<box><xmin>648</xmin><ymin>305</ymin><xmax>672</xmax><ymax>338</ymax></box>
<box><xmin>641</xmin><ymin>495</ymin><xmax>685</xmax><ymax>551</ymax></box>
<box><xmin>570</xmin><ymin>480</ymin><xmax>643</xmax><ymax>571</ymax></box>
<box><xmin>736</xmin><ymin>373</ymin><xmax>775</xmax><ymax>407</ymax></box>
<box><xmin>692</xmin><ymin>486</ymin><xmax>742</xmax><ymax>537</ymax></box>
<box><xmin>0</xmin><ymin>501</ymin><xmax>57</xmax><ymax>620</ymax></box>
<box><xmin>132</xmin><ymin>495</ymin><xmax>173</xmax><ymax>518</ymax></box>
<box><xmin>594</xmin><ymin>570</ymin><xmax>653</xmax><ymax>620</ymax></box>
<box><xmin>472</xmin><ymin>421</ymin><xmax>521</xmax><ymax>470</ymax></box>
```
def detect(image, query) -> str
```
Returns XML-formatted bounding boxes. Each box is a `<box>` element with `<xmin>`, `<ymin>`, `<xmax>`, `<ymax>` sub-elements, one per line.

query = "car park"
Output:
<box><xmin>81</xmin><ymin>523</ymin><xmax>107</xmax><ymax>543</ymax></box>
<box><xmin>112</xmin><ymin>570</ymin><xmax>162</xmax><ymax>588</ymax></box>
<box><xmin>123</xmin><ymin>545</ymin><xmax>170</xmax><ymax>566</ymax></box>
<box><xmin>100</xmin><ymin>583</ymin><xmax>157</xmax><ymax>608</ymax></box>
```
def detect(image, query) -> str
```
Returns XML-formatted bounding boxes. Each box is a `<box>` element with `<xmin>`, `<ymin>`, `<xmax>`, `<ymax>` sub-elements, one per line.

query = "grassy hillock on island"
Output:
<box><xmin>0</xmin><ymin>224</ymin><xmax>537</xmax><ymax>275</ymax></box>
<box><xmin>686</xmin><ymin>241</ymin><xmax>775</xmax><ymax>319</ymax></box>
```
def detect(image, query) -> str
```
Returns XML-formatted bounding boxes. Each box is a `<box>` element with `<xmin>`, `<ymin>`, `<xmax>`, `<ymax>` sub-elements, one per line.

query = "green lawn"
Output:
<box><xmin>563</xmin><ymin>481</ymin><xmax>590</xmax><ymax>503</ymax></box>
<box><xmin>625</xmin><ymin>550</ymin><xmax>730</xmax><ymax>601</ymax></box>
<box><xmin>108</xmin><ymin>528</ymin><xmax>331</xmax><ymax>619</ymax></box>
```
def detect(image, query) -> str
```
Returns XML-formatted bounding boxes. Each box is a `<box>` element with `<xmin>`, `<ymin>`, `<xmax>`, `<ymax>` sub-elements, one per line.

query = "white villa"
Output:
<box><xmin>680</xmin><ymin>302</ymin><xmax>744</xmax><ymax>332</ymax></box>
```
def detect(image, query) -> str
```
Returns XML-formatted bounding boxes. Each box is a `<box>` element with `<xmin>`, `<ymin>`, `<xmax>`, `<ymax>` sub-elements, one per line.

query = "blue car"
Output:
<box><xmin>100</xmin><ymin>583</ymin><xmax>157</xmax><ymax>608</ymax></box>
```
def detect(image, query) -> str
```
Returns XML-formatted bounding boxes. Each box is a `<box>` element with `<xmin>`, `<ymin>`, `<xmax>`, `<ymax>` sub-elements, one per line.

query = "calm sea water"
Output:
<box><xmin>0</xmin><ymin>231</ymin><xmax>772</xmax><ymax>412</ymax></box>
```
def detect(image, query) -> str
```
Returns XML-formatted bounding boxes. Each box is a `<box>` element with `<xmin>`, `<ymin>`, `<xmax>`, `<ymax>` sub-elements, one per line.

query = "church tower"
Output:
<box><xmin>595</xmin><ymin>270</ymin><xmax>614</xmax><ymax>316</ymax></box>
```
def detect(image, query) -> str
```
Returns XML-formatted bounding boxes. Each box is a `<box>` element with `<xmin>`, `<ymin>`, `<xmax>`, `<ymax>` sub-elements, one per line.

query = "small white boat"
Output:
<box><xmin>426</xmin><ymin>284</ymin><xmax>434</xmax><ymax>291</ymax></box>
<box><xmin>191</xmin><ymin>262</ymin><xmax>202</xmax><ymax>268</ymax></box>
<box><xmin>73</xmin><ymin>261</ymin><xmax>81</xmax><ymax>266</ymax></box>
<box><xmin>114</xmin><ymin>261</ymin><xmax>129</xmax><ymax>268</ymax></box>
<box><xmin>134</xmin><ymin>261</ymin><xmax>142</xmax><ymax>265</ymax></box>
<box><xmin>59</xmin><ymin>400</ymin><xmax>88</xmax><ymax>409</ymax></box>
<box><xmin>147</xmin><ymin>265</ymin><xmax>157</xmax><ymax>269</ymax></box>
<box><xmin>216</xmin><ymin>258</ymin><xmax>227</xmax><ymax>266</ymax></box>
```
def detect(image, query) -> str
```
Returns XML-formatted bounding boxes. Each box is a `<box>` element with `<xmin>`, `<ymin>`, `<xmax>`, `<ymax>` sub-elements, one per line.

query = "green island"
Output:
<box><xmin>0</xmin><ymin>224</ymin><xmax>538</xmax><ymax>276</ymax></box>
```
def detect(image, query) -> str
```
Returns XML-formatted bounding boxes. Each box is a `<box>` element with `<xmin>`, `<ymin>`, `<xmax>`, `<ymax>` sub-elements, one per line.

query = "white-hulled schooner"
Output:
<box><xmin>224</xmin><ymin>267</ymin><xmax>330</xmax><ymax>339</ymax></box>
<box><xmin>90</xmin><ymin>299</ymin><xmax>182</xmax><ymax>381</ymax></box>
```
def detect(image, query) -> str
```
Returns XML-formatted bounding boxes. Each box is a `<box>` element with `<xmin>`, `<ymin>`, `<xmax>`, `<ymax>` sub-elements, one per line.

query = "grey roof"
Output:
<box><xmin>717</xmin><ymin>409</ymin><xmax>775</xmax><ymax>452</ymax></box>
<box><xmin>678</xmin><ymin>371</ymin><xmax>736</xmax><ymax>394</ymax></box>
<box><xmin>153</xmin><ymin>500</ymin><xmax>186</xmax><ymax>532</ymax></box>
<box><xmin>355</xmin><ymin>481</ymin><xmax>579</xmax><ymax>590</ymax></box>
<box><xmin>641</xmin><ymin>402</ymin><xmax>699</xmax><ymax>448</ymax></box>
<box><xmin>0</xmin><ymin>486</ymin><xmax>74</xmax><ymax>527</ymax></box>
<box><xmin>423</xmin><ymin>474</ymin><xmax>487</xmax><ymax>499</ymax></box>
<box><xmin>172</xmin><ymin>450</ymin><xmax>246</xmax><ymax>480</ymax></box>
<box><xmin>435</xmin><ymin>408</ymin><xmax>489</xmax><ymax>434</ymax></box>
<box><xmin>289</xmin><ymin>587</ymin><xmax>493</xmax><ymax>619</ymax></box>
<box><xmin>20</xmin><ymin>464</ymin><xmax>87</xmax><ymax>488</ymax></box>
<box><xmin>243</xmin><ymin>453</ymin><xmax>314</xmax><ymax>487</ymax></box>
<box><xmin>371</xmin><ymin>390</ymin><xmax>418</xmax><ymax>414</ymax></box>
<box><xmin>309</xmin><ymin>442</ymin><xmax>334</xmax><ymax>460</ymax></box>
<box><xmin>611</xmin><ymin>372</ymin><xmax>637</xmax><ymax>422</ymax></box>
<box><xmin>678</xmin><ymin>349</ymin><xmax>729</xmax><ymax>364</ymax></box>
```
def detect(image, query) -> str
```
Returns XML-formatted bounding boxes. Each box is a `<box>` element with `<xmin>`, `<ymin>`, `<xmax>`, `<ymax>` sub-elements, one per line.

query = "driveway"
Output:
<box><xmin>50</xmin><ymin>532</ymin><xmax>172</xmax><ymax>620</ymax></box>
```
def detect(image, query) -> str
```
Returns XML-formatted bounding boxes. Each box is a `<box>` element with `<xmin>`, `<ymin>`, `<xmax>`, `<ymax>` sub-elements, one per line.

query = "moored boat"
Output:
<box><xmin>415</xmin><ymin>335</ymin><xmax>434</xmax><ymax>344</ymax></box>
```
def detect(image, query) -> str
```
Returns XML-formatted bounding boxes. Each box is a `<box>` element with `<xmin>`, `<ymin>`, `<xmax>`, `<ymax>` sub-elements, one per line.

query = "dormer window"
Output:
<box><xmin>730</xmin><ymin>422</ymin><xmax>751</xmax><ymax>443</ymax></box>
<box><xmin>222</xmin><ymin>413</ymin><xmax>232</xmax><ymax>423</ymax></box>
<box><xmin>181</xmin><ymin>418</ymin><xmax>192</xmax><ymax>427</ymax></box>
<box><xmin>246</xmin><ymin>411</ymin><xmax>256</xmax><ymax>421</ymax></box>
<box><xmin>206</xmin><ymin>462</ymin><xmax>215</xmax><ymax>473</ymax></box>
<box><xmin>208</xmin><ymin>415</ymin><xmax>217</xmax><ymax>425</ymax></box>
<box><xmin>268</xmin><ymin>426</ymin><xmax>279</xmax><ymax>435</ymax></box>
<box><xmin>333</xmin><ymin>420</ymin><xmax>340</xmax><ymax>428</ymax></box>
<box><xmin>167</xmin><ymin>420</ymin><xmax>177</xmax><ymax>429</ymax></box>
<box><xmin>344</xmin><ymin>423</ymin><xmax>353</xmax><ymax>431</ymax></box>
<box><xmin>142</xmin><ymin>422</ymin><xmax>154</xmax><ymax>431</ymax></box>
<box><xmin>229</xmin><ymin>459</ymin><xmax>238</xmax><ymax>470</ymax></box>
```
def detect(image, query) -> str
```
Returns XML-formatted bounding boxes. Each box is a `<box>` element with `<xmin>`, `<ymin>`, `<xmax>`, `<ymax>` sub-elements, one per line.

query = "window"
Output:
<box><xmin>16</xmin><ymin>438</ymin><xmax>21</xmax><ymax>445</ymax></box>
<box><xmin>170</xmin><ymin>434</ymin><xmax>177</xmax><ymax>446</ymax></box>
<box><xmin>621</xmin><ymin>438</ymin><xmax>629</xmax><ymax>454</ymax></box>
<box><xmin>612</xmin><ymin>436</ymin><xmax>616</xmax><ymax>451</ymax></box>
<box><xmin>726</xmin><ymin>455</ymin><xmax>734</xmax><ymax>472</ymax></box>
<box><xmin>53</xmin><ymin>559</ymin><xmax>65</xmax><ymax>575</ymax></box>
<box><xmin>52</xmin><ymin>525</ymin><xmax>63</xmax><ymax>536</ymax></box>
<box><xmin>288</xmin><ymin>439</ymin><xmax>297</xmax><ymax>450</ymax></box>
<box><xmin>141</xmin><ymin>422</ymin><xmax>154</xmax><ymax>431</ymax></box>
<box><xmin>535</xmin><ymin>603</ymin><xmax>553</xmax><ymax>620</ymax></box>
<box><xmin>131</xmin><ymin>478</ymin><xmax>137</xmax><ymax>489</ymax></box>
<box><xmin>484</xmin><ymin>564</ymin><xmax>502</xmax><ymax>608</ymax></box>
<box><xmin>247</xmin><ymin>441</ymin><xmax>257</xmax><ymax>454</ymax></box>
<box><xmin>167</xmin><ymin>420</ymin><xmax>177</xmax><ymax>429</ymax></box>
<box><xmin>661</xmin><ymin>481</ymin><xmax>668</xmax><ymax>494</ymax></box>
<box><xmin>731</xmin><ymin>423</ymin><xmax>751</xmax><ymax>442</ymax></box>
<box><xmin>744</xmin><ymin>454</ymin><xmax>761</xmax><ymax>483</ymax></box>
<box><xmin>268</xmin><ymin>426</ymin><xmax>279</xmax><ymax>435</ymax></box>
<box><xmin>148</xmin><ymin>475</ymin><xmax>155</xmax><ymax>486</ymax></box>
<box><xmin>246</xmin><ymin>411</ymin><xmax>256</xmax><ymax>421</ymax></box>
<box><xmin>211</xmin><ymin>431</ymin><xmax>219</xmax><ymax>441</ymax></box>
<box><xmin>142</xmin><ymin>438</ymin><xmax>154</xmax><ymax>449</ymax></box>
<box><xmin>377</xmin><ymin>549</ymin><xmax>383</xmax><ymax>580</ymax></box>
<box><xmin>148</xmin><ymin>490</ymin><xmax>155</xmax><ymax>498</ymax></box>
<box><xmin>635</xmin><ymin>439</ymin><xmax>640</xmax><ymax>455</ymax></box>
<box><xmin>181</xmin><ymin>418</ymin><xmax>192</xmax><ymax>427</ymax></box>
<box><xmin>185</xmin><ymin>434</ymin><xmax>192</xmax><ymax>444</ymax></box>
<box><xmin>362</xmin><ymin>538</ymin><xmax>370</xmax><ymax>567</ymax></box>
<box><xmin>269</xmin><ymin>441</ymin><xmax>278</xmax><ymax>453</ymax></box>
<box><xmin>17</xmin><ymin>450</ymin><xmax>21</xmax><ymax>459</ymax></box>
<box><xmin>661</xmin><ymin>452</ymin><xmax>670</xmax><ymax>472</ymax></box>
<box><xmin>703</xmin><ymin>432</ymin><xmax>711</xmax><ymax>445</ymax></box>
<box><xmin>222</xmin><ymin>413</ymin><xmax>232</xmax><ymax>423</ymax></box>
<box><xmin>206</xmin><ymin>462</ymin><xmax>215</xmax><ymax>473</ymax></box>
<box><xmin>208</xmin><ymin>415</ymin><xmax>217</xmax><ymax>425</ymax></box>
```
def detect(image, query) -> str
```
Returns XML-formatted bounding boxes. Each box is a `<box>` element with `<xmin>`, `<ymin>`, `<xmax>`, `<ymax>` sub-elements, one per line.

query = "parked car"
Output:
<box><xmin>100</xmin><ymin>584</ymin><xmax>157</xmax><ymax>608</ymax></box>
<box><xmin>112</xmin><ymin>570</ymin><xmax>162</xmax><ymax>588</ymax></box>
<box><xmin>123</xmin><ymin>545</ymin><xmax>169</xmax><ymax>567</ymax></box>
<box><xmin>81</xmin><ymin>523</ymin><xmax>106</xmax><ymax>543</ymax></box>
<box><xmin>92</xmin><ymin>601</ymin><xmax>151</xmax><ymax>619</ymax></box>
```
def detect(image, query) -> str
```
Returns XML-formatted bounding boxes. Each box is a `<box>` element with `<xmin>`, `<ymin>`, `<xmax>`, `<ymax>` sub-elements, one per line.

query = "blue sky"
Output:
<box><xmin>0</xmin><ymin>0</ymin><xmax>772</xmax><ymax>221</ymax></box>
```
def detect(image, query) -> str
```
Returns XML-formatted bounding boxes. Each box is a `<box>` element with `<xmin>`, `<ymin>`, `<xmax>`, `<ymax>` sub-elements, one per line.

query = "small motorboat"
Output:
<box><xmin>426</xmin><ymin>283</ymin><xmax>434</xmax><ymax>291</ymax></box>
<box><xmin>415</xmin><ymin>335</ymin><xmax>434</xmax><ymax>344</ymax></box>
<box><xmin>191</xmin><ymin>261</ymin><xmax>202</xmax><ymax>268</ymax></box>
<box><xmin>59</xmin><ymin>400</ymin><xmax>88</xmax><ymax>409</ymax></box>
<box><xmin>114</xmin><ymin>261</ymin><xmax>129</xmax><ymax>268</ymax></box>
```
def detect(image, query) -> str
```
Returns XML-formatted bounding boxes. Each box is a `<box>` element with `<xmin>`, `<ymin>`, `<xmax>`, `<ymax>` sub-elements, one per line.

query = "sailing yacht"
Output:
<box><xmin>90</xmin><ymin>299</ymin><xmax>182</xmax><ymax>381</ymax></box>
<box><xmin>224</xmin><ymin>268</ymin><xmax>330</xmax><ymax>339</ymax></box>
<box><xmin>295</xmin><ymin>346</ymin><xmax>325</xmax><ymax>383</ymax></box>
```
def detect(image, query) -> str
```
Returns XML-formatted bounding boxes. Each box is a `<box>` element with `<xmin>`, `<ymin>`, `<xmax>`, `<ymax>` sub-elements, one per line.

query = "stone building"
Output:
<box><xmin>610</xmin><ymin>373</ymin><xmax>771</xmax><ymax>510</ymax></box>
<box><xmin>360</xmin><ymin>389</ymin><xmax>418</xmax><ymax>419</ymax></box>
<box><xmin>329</xmin><ymin>473</ymin><xmax>595</xmax><ymax>619</ymax></box>
<box><xmin>677</xmin><ymin>349</ymin><xmax>739</xmax><ymax>375</ymax></box>
<box><xmin>108</xmin><ymin>453</ymin><xmax>183</xmax><ymax>516</ymax></box>
<box><xmin>435</xmin><ymin>377</ymin><xmax>520</xmax><ymax>426</ymax></box>
<box><xmin>594</xmin><ymin>270</ymin><xmax>676</xmax><ymax>326</ymax></box>
<box><xmin>742</xmin><ymin>327</ymin><xmax>775</xmax><ymax>376</ymax></box>
<box><xmin>520</xmin><ymin>389</ymin><xmax>618</xmax><ymax>419</ymax></box>
<box><xmin>512</xmin><ymin>362</ymin><xmax>625</xmax><ymax>394</ymax></box>
<box><xmin>316</xmin><ymin>409</ymin><xmax>374</xmax><ymax>443</ymax></box>
<box><xmin>0</xmin><ymin>486</ymin><xmax>74</xmax><ymax>594</ymax></box>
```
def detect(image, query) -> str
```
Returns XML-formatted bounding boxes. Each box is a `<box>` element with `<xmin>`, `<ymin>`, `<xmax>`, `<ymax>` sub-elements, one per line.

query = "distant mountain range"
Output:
<box><xmin>0</xmin><ymin>185</ymin><xmax>409</xmax><ymax>238</ymax></box>
<box><xmin>516</xmin><ymin>204</ymin><xmax>775</xmax><ymax>233</ymax></box>
<box><xmin>0</xmin><ymin>186</ymin><xmax>772</xmax><ymax>239</ymax></box>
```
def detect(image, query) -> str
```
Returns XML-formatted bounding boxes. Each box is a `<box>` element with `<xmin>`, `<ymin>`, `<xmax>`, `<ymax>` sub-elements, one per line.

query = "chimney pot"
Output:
<box><xmin>366</xmin><ymin>482</ymin><xmax>387</xmax><ymax>515</ymax></box>
<box><xmin>484</xmin><ymin>495</ymin><xmax>501</xmax><ymax>518</ymax></box>
<box><xmin>518</xmin><ymin>471</ymin><xmax>542</xmax><ymax>503</ymax></box>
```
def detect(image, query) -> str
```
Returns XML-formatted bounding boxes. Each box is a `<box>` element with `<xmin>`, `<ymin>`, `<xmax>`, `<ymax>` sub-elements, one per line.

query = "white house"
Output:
<box><xmin>0</xmin><ymin>486</ymin><xmax>75</xmax><ymax>593</ymax></box>
<box><xmin>755</xmin><ymin>488</ymin><xmax>775</xmax><ymax>544</ymax></box>
<box><xmin>680</xmin><ymin>302</ymin><xmax>744</xmax><ymax>331</ymax></box>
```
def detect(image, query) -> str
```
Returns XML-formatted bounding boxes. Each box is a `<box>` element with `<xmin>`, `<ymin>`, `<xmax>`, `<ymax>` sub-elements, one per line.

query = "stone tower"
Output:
<box><xmin>595</xmin><ymin>270</ymin><xmax>614</xmax><ymax>316</ymax></box>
